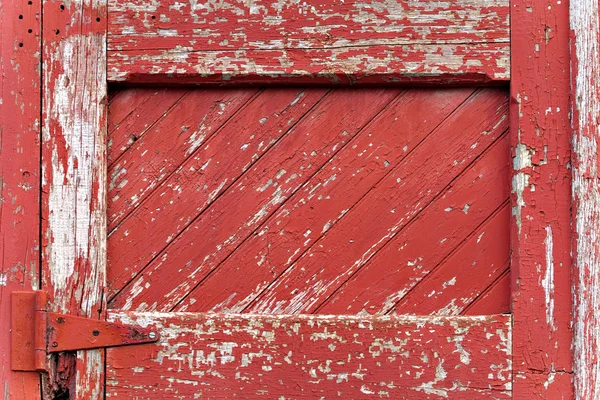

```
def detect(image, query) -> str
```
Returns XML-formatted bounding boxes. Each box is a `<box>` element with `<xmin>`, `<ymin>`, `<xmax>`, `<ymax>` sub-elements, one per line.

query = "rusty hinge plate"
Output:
<box><xmin>11</xmin><ymin>291</ymin><xmax>159</xmax><ymax>372</ymax></box>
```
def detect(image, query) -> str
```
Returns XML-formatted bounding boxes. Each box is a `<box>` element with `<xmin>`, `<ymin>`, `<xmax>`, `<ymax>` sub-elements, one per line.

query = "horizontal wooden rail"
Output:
<box><xmin>107</xmin><ymin>0</ymin><xmax>509</xmax><ymax>85</ymax></box>
<box><xmin>106</xmin><ymin>313</ymin><xmax>512</xmax><ymax>398</ymax></box>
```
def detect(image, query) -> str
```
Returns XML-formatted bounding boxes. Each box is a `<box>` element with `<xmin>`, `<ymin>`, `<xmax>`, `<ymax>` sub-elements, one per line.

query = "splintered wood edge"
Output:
<box><xmin>571</xmin><ymin>0</ymin><xmax>600</xmax><ymax>399</ymax></box>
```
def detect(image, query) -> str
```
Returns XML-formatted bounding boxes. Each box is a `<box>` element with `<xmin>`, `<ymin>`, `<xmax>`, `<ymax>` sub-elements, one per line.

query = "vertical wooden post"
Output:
<box><xmin>41</xmin><ymin>0</ymin><xmax>107</xmax><ymax>397</ymax></box>
<box><xmin>0</xmin><ymin>0</ymin><xmax>42</xmax><ymax>396</ymax></box>
<box><xmin>511</xmin><ymin>0</ymin><xmax>574</xmax><ymax>397</ymax></box>
<box><xmin>571</xmin><ymin>1</ymin><xmax>600</xmax><ymax>398</ymax></box>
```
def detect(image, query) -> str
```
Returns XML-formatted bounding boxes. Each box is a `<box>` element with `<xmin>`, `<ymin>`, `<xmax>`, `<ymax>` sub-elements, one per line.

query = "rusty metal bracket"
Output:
<box><xmin>11</xmin><ymin>291</ymin><xmax>159</xmax><ymax>372</ymax></box>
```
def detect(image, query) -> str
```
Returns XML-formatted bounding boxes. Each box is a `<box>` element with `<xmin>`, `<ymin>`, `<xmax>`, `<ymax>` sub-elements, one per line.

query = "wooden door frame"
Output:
<box><xmin>2</xmin><ymin>0</ymin><xmax>598</xmax><ymax>398</ymax></box>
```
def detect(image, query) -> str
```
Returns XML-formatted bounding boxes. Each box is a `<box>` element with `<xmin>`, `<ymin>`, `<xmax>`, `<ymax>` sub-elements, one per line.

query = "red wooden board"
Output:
<box><xmin>106</xmin><ymin>313</ymin><xmax>512</xmax><ymax>399</ymax></box>
<box><xmin>106</xmin><ymin>0</ymin><xmax>509</xmax><ymax>84</ymax></box>
<box><xmin>0</xmin><ymin>0</ymin><xmax>42</xmax><ymax>395</ymax></box>
<box><xmin>106</xmin><ymin>86</ymin><xmax>509</xmax><ymax>318</ymax></box>
<box><xmin>510</xmin><ymin>0</ymin><xmax>573</xmax><ymax>396</ymax></box>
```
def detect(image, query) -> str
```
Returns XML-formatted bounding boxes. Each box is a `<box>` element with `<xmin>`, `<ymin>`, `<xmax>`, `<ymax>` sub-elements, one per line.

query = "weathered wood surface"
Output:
<box><xmin>106</xmin><ymin>313</ymin><xmax>512</xmax><ymax>399</ymax></box>
<box><xmin>106</xmin><ymin>0</ymin><xmax>510</xmax><ymax>84</ymax></box>
<box><xmin>106</xmin><ymin>87</ymin><xmax>509</xmax><ymax>319</ymax></box>
<box><xmin>510</xmin><ymin>0</ymin><xmax>573</xmax><ymax>397</ymax></box>
<box><xmin>0</xmin><ymin>0</ymin><xmax>42</xmax><ymax>396</ymax></box>
<box><xmin>571</xmin><ymin>0</ymin><xmax>600</xmax><ymax>398</ymax></box>
<box><xmin>41</xmin><ymin>0</ymin><xmax>107</xmax><ymax>397</ymax></box>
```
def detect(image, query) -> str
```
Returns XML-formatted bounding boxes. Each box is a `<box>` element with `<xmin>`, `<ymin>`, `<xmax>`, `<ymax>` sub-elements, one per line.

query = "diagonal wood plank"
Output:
<box><xmin>391</xmin><ymin>203</ymin><xmax>510</xmax><ymax>315</ymax></box>
<box><xmin>108</xmin><ymin>88</ymin><xmax>257</xmax><ymax>230</ymax></box>
<box><xmin>317</xmin><ymin>134</ymin><xmax>510</xmax><ymax>315</ymax></box>
<box><xmin>108</xmin><ymin>88</ymin><xmax>401</xmax><ymax>311</ymax></box>
<box><xmin>107</xmin><ymin>88</ymin><xmax>328</xmax><ymax>296</ymax></box>
<box><xmin>106</xmin><ymin>313</ymin><xmax>512</xmax><ymax>399</ymax></box>
<box><xmin>106</xmin><ymin>87</ymin><xmax>510</xmax><ymax>319</ymax></box>
<box><xmin>463</xmin><ymin>270</ymin><xmax>510</xmax><ymax>315</ymax></box>
<box><xmin>175</xmin><ymin>88</ymin><xmax>476</xmax><ymax>313</ymax></box>
<box><xmin>108</xmin><ymin>87</ymin><xmax>188</xmax><ymax>165</ymax></box>
<box><xmin>108</xmin><ymin>88</ymin><xmax>161</xmax><ymax>129</ymax></box>
<box><xmin>245</xmin><ymin>89</ymin><xmax>508</xmax><ymax>315</ymax></box>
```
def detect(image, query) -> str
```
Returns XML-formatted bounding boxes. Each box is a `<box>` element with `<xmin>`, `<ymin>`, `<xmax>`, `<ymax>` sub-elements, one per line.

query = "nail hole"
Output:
<box><xmin>22</xmin><ymin>171</ymin><xmax>30</xmax><ymax>178</ymax></box>
<box><xmin>19</xmin><ymin>14</ymin><xmax>23</xmax><ymax>19</ymax></box>
<box><xmin>56</xmin><ymin>317</ymin><xmax>65</xmax><ymax>324</ymax></box>
<box><xmin>151</xmin><ymin>15</ymin><xmax>156</xmax><ymax>19</ymax></box>
<box><xmin>55</xmin><ymin>29</ymin><xmax>60</xmax><ymax>34</ymax></box>
<box><xmin>18</xmin><ymin>43</ymin><xmax>23</xmax><ymax>47</ymax></box>
<box><xmin>28</xmin><ymin>1</ymin><xmax>32</xmax><ymax>4</ymax></box>
<box><xmin>92</xmin><ymin>330</ymin><xmax>100</xmax><ymax>336</ymax></box>
<box><xmin>60</xmin><ymin>4</ymin><xmax>64</xmax><ymax>10</ymax></box>
<box><xmin>96</xmin><ymin>17</ymin><xmax>100</xmax><ymax>22</ymax></box>
<box><xmin>52</xmin><ymin>342</ymin><xmax>58</xmax><ymax>348</ymax></box>
<box><xmin>28</xmin><ymin>29</ymin><xmax>32</xmax><ymax>33</ymax></box>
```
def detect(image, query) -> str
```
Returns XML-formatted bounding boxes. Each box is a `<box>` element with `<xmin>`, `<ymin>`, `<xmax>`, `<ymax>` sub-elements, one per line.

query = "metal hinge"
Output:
<box><xmin>11</xmin><ymin>291</ymin><xmax>159</xmax><ymax>372</ymax></box>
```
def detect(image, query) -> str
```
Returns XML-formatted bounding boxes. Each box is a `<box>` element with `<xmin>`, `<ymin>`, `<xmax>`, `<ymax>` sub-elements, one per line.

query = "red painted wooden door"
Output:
<box><xmin>103</xmin><ymin>86</ymin><xmax>511</xmax><ymax>398</ymax></box>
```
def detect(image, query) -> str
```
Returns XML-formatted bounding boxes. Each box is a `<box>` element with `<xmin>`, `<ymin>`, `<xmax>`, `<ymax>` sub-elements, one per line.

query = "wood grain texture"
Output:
<box><xmin>510</xmin><ymin>0</ymin><xmax>573</xmax><ymax>397</ymax></box>
<box><xmin>106</xmin><ymin>313</ymin><xmax>512</xmax><ymax>399</ymax></box>
<box><xmin>106</xmin><ymin>0</ymin><xmax>509</xmax><ymax>84</ymax></box>
<box><xmin>106</xmin><ymin>87</ymin><xmax>510</xmax><ymax>321</ymax></box>
<box><xmin>41</xmin><ymin>0</ymin><xmax>107</xmax><ymax>397</ymax></box>
<box><xmin>0</xmin><ymin>0</ymin><xmax>42</xmax><ymax>395</ymax></box>
<box><xmin>571</xmin><ymin>0</ymin><xmax>600</xmax><ymax>398</ymax></box>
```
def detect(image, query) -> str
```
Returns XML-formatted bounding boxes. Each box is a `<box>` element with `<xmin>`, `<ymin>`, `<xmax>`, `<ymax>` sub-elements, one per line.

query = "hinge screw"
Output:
<box><xmin>148</xmin><ymin>332</ymin><xmax>156</xmax><ymax>340</ymax></box>
<box><xmin>92</xmin><ymin>330</ymin><xmax>100</xmax><ymax>336</ymax></box>
<box><xmin>52</xmin><ymin>342</ymin><xmax>58</xmax><ymax>348</ymax></box>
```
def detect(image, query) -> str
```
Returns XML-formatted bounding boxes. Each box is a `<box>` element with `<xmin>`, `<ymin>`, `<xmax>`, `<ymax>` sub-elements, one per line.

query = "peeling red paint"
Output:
<box><xmin>41</xmin><ymin>0</ymin><xmax>108</xmax><ymax>397</ymax></box>
<box><xmin>106</xmin><ymin>87</ymin><xmax>510</xmax><ymax>320</ymax></box>
<box><xmin>106</xmin><ymin>313</ymin><xmax>512</xmax><ymax>399</ymax></box>
<box><xmin>0</xmin><ymin>0</ymin><xmax>42</xmax><ymax>395</ymax></box>
<box><xmin>571</xmin><ymin>1</ymin><xmax>600</xmax><ymax>398</ymax></box>
<box><xmin>510</xmin><ymin>0</ymin><xmax>574</xmax><ymax>397</ymax></box>
<box><xmin>106</xmin><ymin>0</ymin><xmax>509</xmax><ymax>84</ymax></box>
<box><xmin>14</xmin><ymin>0</ymin><xmax>584</xmax><ymax>397</ymax></box>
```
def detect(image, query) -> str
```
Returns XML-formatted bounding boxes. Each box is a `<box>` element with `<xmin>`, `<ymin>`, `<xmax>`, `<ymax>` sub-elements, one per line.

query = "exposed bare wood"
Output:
<box><xmin>510</xmin><ymin>0</ymin><xmax>573</xmax><ymax>397</ymax></box>
<box><xmin>106</xmin><ymin>313</ymin><xmax>512</xmax><ymax>399</ymax></box>
<box><xmin>571</xmin><ymin>0</ymin><xmax>600</xmax><ymax>398</ymax></box>
<box><xmin>41</xmin><ymin>0</ymin><xmax>107</xmax><ymax>397</ymax></box>
<box><xmin>106</xmin><ymin>0</ymin><xmax>509</xmax><ymax>84</ymax></box>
